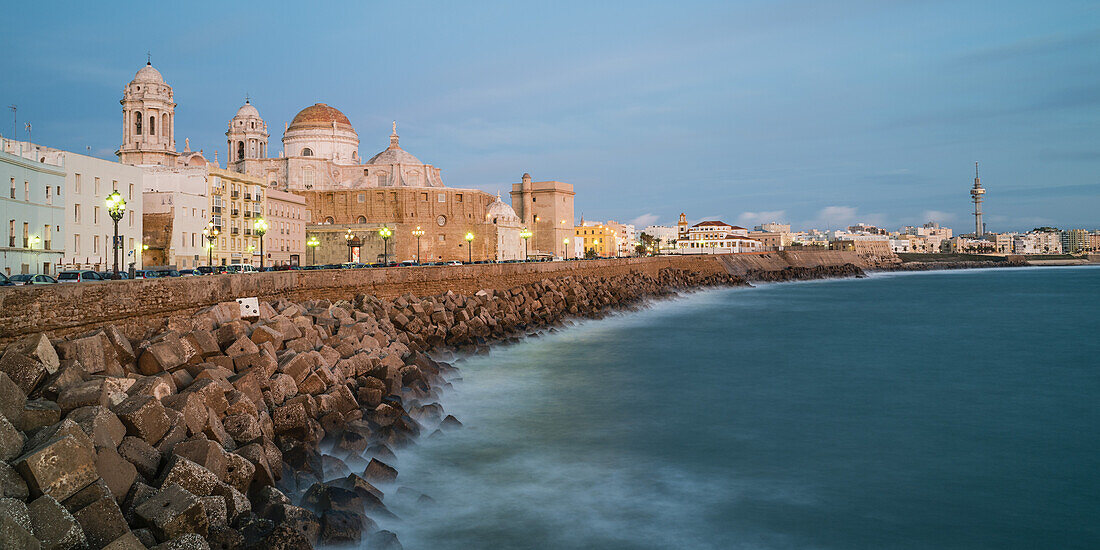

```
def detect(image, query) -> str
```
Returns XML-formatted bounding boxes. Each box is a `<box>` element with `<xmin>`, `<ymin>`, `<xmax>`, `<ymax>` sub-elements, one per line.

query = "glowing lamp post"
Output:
<box><xmin>344</xmin><ymin>229</ymin><xmax>354</xmax><ymax>262</ymax></box>
<box><xmin>379</xmin><ymin>226</ymin><xmax>393</xmax><ymax>265</ymax></box>
<box><xmin>253</xmin><ymin>218</ymin><xmax>268</xmax><ymax>269</ymax></box>
<box><xmin>465</xmin><ymin>232</ymin><xmax>474</xmax><ymax>263</ymax></box>
<box><xmin>412</xmin><ymin>226</ymin><xmax>424</xmax><ymax>263</ymax></box>
<box><xmin>105</xmin><ymin>191</ymin><xmax>125</xmax><ymax>279</ymax></box>
<box><xmin>202</xmin><ymin>221</ymin><xmax>219</xmax><ymax>267</ymax></box>
<box><xmin>307</xmin><ymin>236</ymin><xmax>320</xmax><ymax>265</ymax></box>
<box><xmin>520</xmin><ymin>227</ymin><xmax>532</xmax><ymax>260</ymax></box>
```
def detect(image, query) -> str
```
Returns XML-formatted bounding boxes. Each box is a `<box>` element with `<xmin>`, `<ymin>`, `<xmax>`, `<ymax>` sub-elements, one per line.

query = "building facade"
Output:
<box><xmin>264</xmin><ymin>188</ymin><xmax>308</xmax><ymax>266</ymax></box>
<box><xmin>117</xmin><ymin>63</ymin><xmax>179</xmax><ymax>167</ymax></box>
<box><xmin>511</xmin><ymin>173</ymin><xmax>575</xmax><ymax>258</ymax></box>
<box><xmin>574</xmin><ymin>221</ymin><xmax>618</xmax><ymax>258</ymax></box>
<box><xmin>1</xmin><ymin>144</ymin><xmax>65</xmax><ymax>276</ymax></box>
<box><xmin>60</xmin><ymin>152</ymin><xmax>145</xmax><ymax>271</ymax></box>
<box><xmin>677</xmin><ymin>220</ymin><xmax>763</xmax><ymax>254</ymax></box>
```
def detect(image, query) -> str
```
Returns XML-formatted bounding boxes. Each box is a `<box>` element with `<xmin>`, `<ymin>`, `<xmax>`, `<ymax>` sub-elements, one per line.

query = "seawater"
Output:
<box><xmin>377</xmin><ymin>266</ymin><xmax>1100</xmax><ymax>549</ymax></box>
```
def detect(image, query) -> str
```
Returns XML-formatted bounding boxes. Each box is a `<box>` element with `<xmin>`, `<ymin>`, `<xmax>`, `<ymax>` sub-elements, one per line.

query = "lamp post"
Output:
<box><xmin>202</xmin><ymin>221</ymin><xmax>219</xmax><ymax>267</ymax></box>
<box><xmin>307</xmin><ymin>236</ymin><xmax>319</xmax><ymax>265</ymax></box>
<box><xmin>465</xmin><ymin>232</ymin><xmax>474</xmax><ymax>263</ymax></box>
<box><xmin>412</xmin><ymin>226</ymin><xmax>424</xmax><ymax>263</ymax></box>
<box><xmin>253</xmin><ymin>218</ymin><xmax>268</xmax><ymax>269</ymax></box>
<box><xmin>105</xmin><ymin>191</ymin><xmax>125</xmax><ymax>279</ymax></box>
<box><xmin>563</xmin><ymin>238</ymin><xmax>570</xmax><ymax>259</ymax></box>
<box><xmin>380</xmin><ymin>224</ymin><xmax>393</xmax><ymax>265</ymax></box>
<box><xmin>344</xmin><ymin>228</ymin><xmax>354</xmax><ymax>262</ymax></box>
<box><xmin>520</xmin><ymin>227</ymin><xmax>532</xmax><ymax>260</ymax></box>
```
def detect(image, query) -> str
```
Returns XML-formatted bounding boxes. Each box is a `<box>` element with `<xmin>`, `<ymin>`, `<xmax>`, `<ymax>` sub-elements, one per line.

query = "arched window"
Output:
<box><xmin>162</xmin><ymin>113</ymin><xmax>168</xmax><ymax>136</ymax></box>
<box><xmin>324</xmin><ymin>217</ymin><xmax>334</xmax><ymax>225</ymax></box>
<box><xmin>134</xmin><ymin>111</ymin><xmax>142</xmax><ymax>135</ymax></box>
<box><xmin>357</xmin><ymin>216</ymin><xmax>366</xmax><ymax>224</ymax></box>
<box><xmin>250</xmin><ymin>122</ymin><xmax>255</xmax><ymax>129</ymax></box>
<box><xmin>237</xmin><ymin>142</ymin><xmax>245</xmax><ymax>160</ymax></box>
<box><xmin>149</xmin><ymin>116</ymin><xmax>155</xmax><ymax>136</ymax></box>
<box><xmin>301</xmin><ymin>148</ymin><xmax>313</xmax><ymax>157</ymax></box>
<box><xmin>303</xmin><ymin>167</ymin><xmax>315</xmax><ymax>188</ymax></box>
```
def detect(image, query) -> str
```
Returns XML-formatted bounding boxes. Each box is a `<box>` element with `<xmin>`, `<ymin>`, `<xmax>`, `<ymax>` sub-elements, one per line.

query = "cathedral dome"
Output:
<box><xmin>288</xmin><ymin>103</ymin><xmax>354</xmax><ymax>131</ymax></box>
<box><xmin>487</xmin><ymin>195</ymin><xmax>519</xmax><ymax>222</ymax></box>
<box><xmin>365</xmin><ymin>123</ymin><xmax>422</xmax><ymax>165</ymax></box>
<box><xmin>234</xmin><ymin>101</ymin><xmax>260</xmax><ymax>119</ymax></box>
<box><xmin>132</xmin><ymin>63</ymin><xmax>164</xmax><ymax>83</ymax></box>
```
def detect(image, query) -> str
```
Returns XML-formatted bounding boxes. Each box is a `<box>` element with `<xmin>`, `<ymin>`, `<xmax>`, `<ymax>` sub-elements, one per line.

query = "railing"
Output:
<box><xmin>231</xmin><ymin>191</ymin><xmax>239</xmax><ymax>199</ymax></box>
<box><xmin>231</xmin><ymin>228</ymin><xmax>239</xmax><ymax>235</ymax></box>
<box><xmin>244</xmin><ymin>229</ymin><xmax>252</xmax><ymax>236</ymax></box>
<box><xmin>231</xmin><ymin>209</ymin><xmax>240</xmax><ymax>216</ymax></box>
<box><xmin>44</xmin><ymin>240</ymin><xmax>51</xmax><ymax>250</ymax></box>
<box><xmin>243</xmin><ymin>211</ymin><xmax>252</xmax><ymax>218</ymax></box>
<box><xmin>255</xmin><ymin>192</ymin><xmax>263</xmax><ymax>200</ymax></box>
<box><xmin>245</xmin><ymin>193</ymin><xmax>252</xmax><ymax>200</ymax></box>
<box><xmin>23</xmin><ymin>237</ymin><xmax>29</xmax><ymax>248</ymax></box>
<box><xmin>212</xmin><ymin>206</ymin><xmax>222</xmax><ymax>214</ymax></box>
<box><xmin>8</xmin><ymin>236</ymin><xmax>14</xmax><ymax>247</ymax></box>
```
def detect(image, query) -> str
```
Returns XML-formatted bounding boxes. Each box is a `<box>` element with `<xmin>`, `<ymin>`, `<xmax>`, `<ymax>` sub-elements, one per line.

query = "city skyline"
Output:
<box><xmin>2</xmin><ymin>1</ymin><xmax>1098</xmax><ymax>231</ymax></box>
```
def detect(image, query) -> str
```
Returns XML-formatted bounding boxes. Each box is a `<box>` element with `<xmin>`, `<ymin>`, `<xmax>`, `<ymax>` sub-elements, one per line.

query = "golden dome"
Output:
<box><xmin>288</xmin><ymin>103</ymin><xmax>354</xmax><ymax>131</ymax></box>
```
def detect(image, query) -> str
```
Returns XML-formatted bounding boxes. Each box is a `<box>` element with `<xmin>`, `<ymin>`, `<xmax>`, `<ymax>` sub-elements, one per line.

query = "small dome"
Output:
<box><xmin>365</xmin><ymin>147</ymin><xmax>422</xmax><ymax>166</ymax></box>
<box><xmin>235</xmin><ymin>101</ymin><xmax>260</xmax><ymax>119</ymax></box>
<box><xmin>288</xmin><ymin>103</ymin><xmax>354</xmax><ymax>131</ymax></box>
<box><xmin>133</xmin><ymin>63</ymin><xmax>164</xmax><ymax>83</ymax></box>
<box><xmin>488</xmin><ymin>195</ymin><xmax>519</xmax><ymax>220</ymax></box>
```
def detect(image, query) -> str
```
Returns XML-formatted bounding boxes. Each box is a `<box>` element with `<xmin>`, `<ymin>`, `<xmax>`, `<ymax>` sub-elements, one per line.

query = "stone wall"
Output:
<box><xmin>0</xmin><ymin>251</ymin><xmax>867</xmax><ymax>346</ymax></box>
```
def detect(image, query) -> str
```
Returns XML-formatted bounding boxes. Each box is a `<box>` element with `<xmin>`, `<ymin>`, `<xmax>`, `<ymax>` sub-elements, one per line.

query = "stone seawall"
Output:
<box><xmin>0</xmin><ymin>251</ymin><xmax>869</xmax><ymax>346</ymax></box>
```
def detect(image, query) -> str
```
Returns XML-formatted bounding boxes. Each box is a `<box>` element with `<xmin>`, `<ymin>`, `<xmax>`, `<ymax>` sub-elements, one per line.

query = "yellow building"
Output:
<box><xmin>574</xmin><ymin>221</ymin><xmax>618</xmax><ymax>257</ymax></box>
<box><xmin>207</xmin><ymin>167</ymin><xmax>268</xmax><ymax>266</ymax></box>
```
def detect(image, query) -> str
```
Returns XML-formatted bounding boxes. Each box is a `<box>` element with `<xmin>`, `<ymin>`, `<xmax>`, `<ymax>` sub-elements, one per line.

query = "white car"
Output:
<box><xmin>446</xmin><ymin>260</ymin><xmax>463</xmax><ymax>266</ymax></box>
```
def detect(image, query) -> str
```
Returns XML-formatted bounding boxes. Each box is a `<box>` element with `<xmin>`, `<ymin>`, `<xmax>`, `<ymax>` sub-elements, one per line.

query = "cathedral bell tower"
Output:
<box><xmin>118</xmin><ymin>61</ymin><xmax>179</xmax><ymax>166</ymax></box>
<box><xmin>226</xmin><ymin>98</ymin><xmax>269</xmax><ymax>173</ymax></box>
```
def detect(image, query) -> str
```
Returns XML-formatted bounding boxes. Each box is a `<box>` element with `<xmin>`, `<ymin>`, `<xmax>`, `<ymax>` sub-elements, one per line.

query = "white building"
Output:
<box><xmin>486</xmin><ymin>194</ymin><xmax>523</xmax><ymax>261</ymax></box>
<box><xmin>1</xmin><ymin>140</ymin><xmax>65</xmax><ymax>276</ymax></box>
<box><xmin>676</xmin><ymin>220</ymin><xmax>763</xmax><ymax>254</ymax></box>
<box><xmin>643</xmin><ymin>224</ymin><xmax>678</xmax><ymax>249</ymax></box>
<box><xmin>61</xmin><ymin>152</ymin><xmax>145</xmax><ymax>271</ymax></box>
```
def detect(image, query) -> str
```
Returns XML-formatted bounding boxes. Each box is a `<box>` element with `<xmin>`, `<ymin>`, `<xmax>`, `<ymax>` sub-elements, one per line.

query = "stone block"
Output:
<box><xmin>277</xmin><ymin>352</ymin><xmax>313</xmax><ymax>384</ymax></box>
<box><xmin>297</xmin><ymin>372</ymin><xmax>325</xmax><ymax>396</ymax></box>
<box><xmin>101</xmin><ymin>531</ymin><xmax>146</xmax><ymax>550</ymax></box>
<box><xmin>222</xmin><ymin>414</ymin><xmax>261</xmax><ymax>446</ymax></box>
<box><xmin>14</xmin><ymin>434</ymin><xmax>98</xmax><ymax>501</ymax></box>
<box><xmin>234</xmin><ymin>444</ymin><xmax>274</xmax><ymax>489</ymax></box>
<box><xmin>0</xmin><ymin>414</ymin><xmax>24</xmax><ymax>462</ymax></box>
<box><xmin>319</xmin><ymin>510</ymin><xmax>369</xmax><ymax>546</ymax></box>
<box><xmin>0</xmin><ymin>459</ymin><xmax>30</xmax><ymax>500</ymax></box>
<box><xmin>231</xmin><ymin>351</ymin><xmax>275</xmax><ymax>376</ymax></box>
<box><xmin>171</xmin><ymin>439</ymin><xmax>226</xmax><ymax>479</ymax></box>
<box><xmin>14</xmin><ymin>333</ymin><xmax>60</xmax><ymax>373</ymax></box>
<box><xmin>0</xmin><ymin>348</ymin><xmax>48</xmax><ymax>395</ymax></box>
<box><xmin>126</xmin><ymin>376</ymin><xmax>174</xmax><ymax>401</ymax></box>
<box><xmin>0</xmin><ymin>514</ymin><xmax>40</xmax><ymax>550</ymax></box>
<box><xmin>118</xmin><ymin>436</ymin><xmax>161</xmax><ymax>481</ymax></box>
<box><xmin>0</xmin><ymin>497</ymin><xmax>31</xmax><ymax>535</ymax></box>
<box><xmin>0</xmin><ymin>371</ymin><xmax>27</xmax><ymax>425</ymax></box>
<box><xmin>59</xmin><ymin>478</ymin><xmax>111</xmax><ymax>513</ymax></box>
<box><xmin>211</xmin><ymin>482</ymin><xmax>250</xmax><ymax>525</ymax></box>
<box><xmin>249</xmin><ymin>325</ymin><xmax>284</xmax><ymax>350</ymax></box>
<box><xmin>199</xmin><ymin>495</ymin><xmax>228</xmax><ymax>531</ymax></box>
<box><xmin>224</xmin><ymin>337</ymin><xmax>258</xmax><ymax>359</ymax></box>
<box><xmin>138</xmin><ymin>335</ymin><xmax>190</xmax><ymax>376</ymax></box>
<box><xmin>38</xmin><ymin>362</ymin><xmax>86</xmax><ymax>402</ymax></box>
<box><xmin>72</xmin><ymin>496</ymin><xmax>130</xmax><ymax>550</ymax></box>
<box><xmin>57</xmin><ymin>380</ymin><xmax>109</xmax><ymax>414</ymax></box>
<box><xmin>16</xmin><ymin>398</ymin><xmax>60</xmax><ymax>433</ymax></box>
<box><xmin>28</xmin><ymin>494</ymin><xmax>87</xmax><ymax>550</ymax></box>
<box><xmin>112</xmin><ymin>395</ymin><xmax>170</xmax><ymax>444</ymax></box>
<box><xmin>55</xmin><ymin>332</ymin><xmax>117</xmax><ymax>375</ymax></box>
<box><xmin>156</xmin><ymin>455</ymin><xmax>220</xmax><ymax>497</ymax></box>
<box><xmin>102</xmin><ymin>326</ymin><xmax>135</xmax><ymax>366</ymax></box>
<box><xmin>271</xmin><ymin>402</ymin><xmax>309</xmax><ymax>437</ymax></box>
<box><xmin>162</xmin><ymin>392</ymin><xmax>208</xmax><ymax>437</ymax></box>
<box><xmin>66</xmin><ymin>405</ymin><xmax>127</xmax><ymax>450</ymax></box>
<box><xmin>227</xmin><ymin>369</ymin><xmax>264</xmax><ymax>410</ymax></box>
<box><xmin>183</xmin><ymin>331</ymin><xmax>220</xmax><ymax>359</ymax></box>
<box><xmin>222</xmin><ymin>452</ymin><xmax>254</xmax><ymax>495</ymax></box>
<box><xmin>134</xmin><ymin>483</ymin><xmax>208</xmax><ymax>541</ymax></box>
<box><xmin>201</xmin><ymin>409</ymin><xmax>235</xmax><ymax>452</ymax></box>
<box><xmin>96</xmin><ymin>447</ymin><xmax>137</xmax><ymax>502</ymax></box>
<box><xmin>363</xmin><ymin>458</ymin><xmax>398</xmax><ymax>484</ymax></box>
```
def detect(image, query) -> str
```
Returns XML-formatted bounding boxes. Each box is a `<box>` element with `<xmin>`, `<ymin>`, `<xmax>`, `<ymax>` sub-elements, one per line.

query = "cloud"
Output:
<box><xmin>802</xmin><ymin>206</ymin><xmax>888</xmax><ymax>231</ymax></box>
<box><xmin>921</xmin><ymin>210</ymin><xmax>956</xmax><ymax>224</ymax></box>
<box><xmin>736</xmin><ymin>210</ymin><xmax>786</xmax><ymax>228</ymax></box>
<box><xmin>629</xmin><ymin>213</ymin><xmax>659</xmax><ymax>227</ymax></box>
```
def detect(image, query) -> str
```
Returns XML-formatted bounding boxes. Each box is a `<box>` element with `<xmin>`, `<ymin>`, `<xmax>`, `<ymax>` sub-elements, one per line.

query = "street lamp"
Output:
<box><xmin>465</xmin><ymin>232</ymin><xmax>474</xmax><ymax>263</ymax></box>
<box><xmin>379</xmin><ymin>226</ymin><xmax>393</xmax><ymax>265</ymax></box>
<box><xmin>411</xmin><ymin>226</ymin><xmax>424</xmax><ymax>263</ymax></box>
<box><xmin>105</xmin><ymin>191</ymin><xmax>125</xmax><ymax>279</ymax></box>
<box><xmin>344</xmin><ymin>228</ymin><xmax>354</xmax><ymax>262</ymax></box>
<box><xmin>202</xmin><ymin>220</ymin><xmax>219</xmax><ymax>266</ymax></box>
<box><xmin>307</xmin><ymin>236</ymin><xmax>320</xmax><ymax>265</ymax></box>
<box><xmin>253</xmin><ymin>218</ymin><xmax>268</xmax><ymax>269</ymax></box>
<box><xmin>29</xmin><ymin>235</ymin><xmax>41</xmax><ymax>248</ymax></box>
<box><xmin>563</xmin><ymin>238</ymin><xmax>569</xmax><ymax>259</ymax></box>
<box><xmin>520</xmin><ymin>227</ymin><xmax>532</xmax><ymax>260</ymax></box>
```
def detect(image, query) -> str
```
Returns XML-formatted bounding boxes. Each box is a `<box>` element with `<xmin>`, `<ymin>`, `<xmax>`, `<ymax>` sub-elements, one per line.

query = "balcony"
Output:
<box><xmin>231</xmin><ymin>228</ymin><xmax>239</xmax><ymax>235</ymax></box>
<box><xmin>7</xmin><ymin>236</ymin><xmax>13</xmax><ymax>247</ymax></box>
<box><xmin>44</xmin><ymin>240</ymin><xmax>51</xmax><ymax>250</ymax></box>
<box><xmin>245</xmin><ymin>193</ymin><xmax>252</xmax><ymax>200</ymax></box>
<box><xmin>231</xmin><ymin>191</ymin><xmax>240</xmax><ymax>199</ymax></box>
<box><xmin>22</xmin><ymin>237</ymin><xmax>29</xmax><ymax>248</ymax></box>
<box><xmin>244</xmin><ymin>229</ymin><xmax>252</xmax><ymax>236</ymax></box>
<box><xmin>255</xmin><ymin>192</ymin><xmax>263</xmax><ymax>201</ymax></box>
<box><xmin>212</xmin><ymin>206</ymin><xmax>222</xmax><ymax>214</ymax></box>
<box><xmin>231</xmin><ymin>209</ymin><xmax>240</xmax><ymax>217</ymax></box>
<box><xmin>243</xmin><ymin>211</ymin><xmax>252</xmax><ymax>218</ymax></box>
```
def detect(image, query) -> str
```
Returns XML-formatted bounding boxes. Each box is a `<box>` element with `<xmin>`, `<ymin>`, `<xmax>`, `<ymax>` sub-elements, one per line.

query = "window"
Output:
<box><xmin>238</xmin><ymin>142</ymin><xmax>245</xmax><ymax>160</ymax></box>
<box><xmin>74</xmin><ymin>204</ymin><xmax>81</xmax><ymax>223</ymax></box>
<box><xmin>9</xmin><ymin>178</ymin><xmax>14</xmax><ymax>199</ymax></box>
<box><xmin>45</xmin><ymin>185</ymin><xmax>51</xmax><ymax>205</ymax></box>
<box><xmin>532</xmin><ymin>196</ymin><xmax>537</xmax><ymax>202</ymax></box>
<box><xmin>129</xmin><ymin>210</ymin><xmax>134</xmax><ymax>227</ymax></box>
<box><xmin>438</xmin><ymin>234</ymin><xmax>445</xmax><ymax>242</ymax></box>
<box><xmin>93</xmin><ymin>206</ymin><xmax>100</xmax><ymax>224</ymax></box>
<box><xmin>94</xmin><ymin>177</ymin><xmax>101</xmax><ymax>196</ymax></box>
<box><xmin>301</xmin><ymin>148</ymin><xmax>313</xmax><ymax>157</ymax></box>
<box><xmin>437</xmin><ymin>193</ymin><xmax>446</xmax><ymax>203</ymax></box>
<box><xmin>129</xmin><ymin>184</ymin><xmax>134</xmax><ymax>201</ymax></box>
<box><xmin>112</xmin><ymin>180</ymin><xmax>118</xmax><ymax>191</ymax></box>
<box><xmin>73</xmin><ymin>234</ymin><xmax>80</xmax><ymax>254</ymax></box>
<box><xmin>7</xmin><ymin>220</ymin><xmax>13</xmax><ymax>247</ymax></box>
<box><xmin>24</xmin><ymin>181</ymin><xmax>29</xmax><ymax>201</ymax></box>
<box><xmin>456</xmin><ymin>193</ymin><xmax>463</xmax><ymax>203</ymax></box>
<box><xmin>303</xmin><ymin>168</ymin><xmax>315</xmax><ymax>187</ymax></box>
<box><xmin>357</xmin><ymin>193</ymin><xmax>365</xmax><ymax>203</ymax></box>
<box><xmin>324</xmin><ymin>217</ymin><xmax>334</xmax><ymax>224</ymax></box>
<box><xmin>134</xmin><ymin>112</ymin><xmax>142</xmax><ymax>135</ymax></box>
<box><xmin>149</xmin><ymin>115</ymin><xmax>155</xmax><ymax>136</ymax></box>
<box><xmin>421</xmin><ymin>192</ymin><xmax>428</xmax><ymax>201</ymax></box>
<box><xmin>357</xmin><ymin>216</ymin><xmax>366</xmax><ymax>223</ymax></box>
<box><xmin>94</xmin><ymin>235</ymin><xmax>100</xmax><ymax>252</ymax></box>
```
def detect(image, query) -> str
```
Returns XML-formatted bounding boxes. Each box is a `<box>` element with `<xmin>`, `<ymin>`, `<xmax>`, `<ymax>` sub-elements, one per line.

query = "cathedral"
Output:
<box><xmin>116</xmin><ymin>61</ymin><xmax>575</xmax><ymax>263</ymax></box>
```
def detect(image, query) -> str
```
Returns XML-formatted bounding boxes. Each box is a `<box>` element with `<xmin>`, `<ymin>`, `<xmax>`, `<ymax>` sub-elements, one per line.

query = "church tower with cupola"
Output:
<box><xmin>118</xmin><ymin>62</ymin><xmax>179</xmax><ymax>166</ymax></box>
<box><xmin>226</xmin><ymin>98</ymin><xmax>269</xmax><ymax>172</ymax></box>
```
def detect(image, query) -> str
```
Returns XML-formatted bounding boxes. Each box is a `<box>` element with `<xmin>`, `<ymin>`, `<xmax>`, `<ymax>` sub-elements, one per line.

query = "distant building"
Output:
<box><xmin>754</xmin><ymin>222</ymin><xmax>791</xmax><ymax>233</ymax></box>
<box><xmin>264</xmin><ymin>188</ymin><xmax>309</xmax><ymax>267</ymax></box>
<box><xmin>1061</xmin><ymin>229</ymin><xmax>1089</xmax><ymax>253</ymax></box>
<box><xmin>574</xmin><ymin>219</ymin><xmax>618</xmax><ymax>257</ymax></box>
<box><xmin>829</xmin><ymin>234</ymin><xmax>891</xmax><ymax>257</ymax></box>
<box><xmin>1</xmin><ymin>142</ymin><xmax>65</xmax><ymax>276</ymax></box>
<box><xmin>511</xmin><ymin>173</ymin><xmax>575</xmax><ymax>258</ymax></box>
<box><xmin>643</xmin><ymin>224</ymin><xmax>678</xmax><ymax>251</ymax></box>
<box><xmin>677</xmin><ymin>220</ymin><xmax>763</xmax><ymax>254</ymax></box>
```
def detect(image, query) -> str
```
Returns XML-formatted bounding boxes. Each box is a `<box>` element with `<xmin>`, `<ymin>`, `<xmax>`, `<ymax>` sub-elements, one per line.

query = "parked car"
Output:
<box><xmin>0</xmin><ymin>272</ymin><xmax>13</xmax><ymax>286</ymax></box>
<box><xmin>9</xmin><ymin>274</ymin><xmax>58</xmax><ymax>285</ymax></box>
<box><xmin>57</xmin><ymin>270</ymin><xmax>105</xmax><ymax>283</ymax></box>
<box><xmin>179</xmin><ymin>269</ymin><xmax>196</xmax><ymax>276</ymax></box>
<box><xmin>446</xmin><ymin>260</ymin><xmax>463</xmax><ymax>266</ymax></box>
<box><xmin>237</xmin><ymin>265</ymin><xmax>258</xmax><ymax>273</ymax></box>
<box><xmin>132</xmin><ymin>270</ymin><xmax>159</xmax><ymax>279</ymax></box>
<box><xmin>155</xmin><ymin>269</ymin><xmax>181</xmax><ymax>277</ymax></box>
<box><xmin>98</xmin><ymin>271</ymin><xmax>129</xmax><ymax>280</ymax></box>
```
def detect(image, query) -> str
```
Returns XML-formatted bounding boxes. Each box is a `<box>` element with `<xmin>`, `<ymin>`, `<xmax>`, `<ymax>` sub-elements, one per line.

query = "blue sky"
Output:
<box><xmin>2</xmin><ymin>0</ymin><xmax>1098</xmax><ymax>232</ymax></box>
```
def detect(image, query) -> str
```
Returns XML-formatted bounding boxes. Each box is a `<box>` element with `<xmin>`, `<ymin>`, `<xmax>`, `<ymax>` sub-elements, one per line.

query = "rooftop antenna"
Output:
<box><xmin>25</xmin><ymin>122</ymin><xmax>31</xmax><ymax>146</ymax></box>
<box><xmin>147</xmin><ymin>51</ymin><xmax>151</xmax><ymax>64</ymax></box>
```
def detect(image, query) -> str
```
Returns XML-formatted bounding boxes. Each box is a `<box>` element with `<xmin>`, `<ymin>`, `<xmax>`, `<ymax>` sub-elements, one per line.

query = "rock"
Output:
<box><xmin>118</xmin><ymin>436</ymin><xmax>162</xmax><ymax>481</ymax></box>
<box><xmin>268</xmin><ymin>504</ymin><xmax>320</xmax><ymax>545</ymax></box>
<box><xmin>59</xmin><ymin>478</ymin><xmax>111</xmax><ymax>514</ymax></box>
<box><xmin>57</xmin><ymin>380</ymin><xmax>109</xmax><ymax>415</ymax></box>
<box><xmin>162</xmin><ymin>393</ymin><xmax>209</xmax><ymax>437</ymax></box>
<box><xmin>0</xmin><ymin>514</ymin><xmax>41</xmax><ymax>550</ymax></box>
<box><xmin>224</xmin><ymin>337</ymin><xmax>259</xmax><ymax>359</ymax></box>
<box><xmin>222</xmin><ymin>414</ymin><xmax>261</xmax><ymax>446</ymax></box>
<box><xmin>95</xmin><ymin>447</ymin><xmax>138</xmax><ymax>501</ymax></box>
<box><xmin>222</xmin><ymin>452</ymin><xmax>255</xmax><ymax>495</ymax></box>
<box><xmin>55</xmin><ymin>332</ymin><xmax>117</xmax><ymax>375</ymax></box>
<box><xmin>240</xmin><ymin>521</ymin><xmax>311</xmax><ymax>550</ymax></box>
<box><xmin>67</xmin><ymin>405</ymin><xmax>127</xmax><ymax>450</ymax></box>
<box><xmin>366</xmin><ymin>530</ymin><xmax>403</xmax><ymax>550</ymax></box>
<box><xmin>0</xmin><ymin>371</ymin><xmax>27</xmax><ymax>425</ymax></box>
<box><xmin>0</xmin><ymin>459</ymin><xmax>30</xmax><ymax>500</ymax></box>
<box><xmin>234</xmin><ymin>444</ymin><xmax>274</xmax><ymax>489</ymax></box>
<box><xmin>149</xmin><ymin>532</ymin><xmax>211</xmax><ymax>549</ymax></box>
<box><xmin>363</xmin><ymin>458</ymin><xmax>398</xmax><ymax>484</ymax></box>
<box><xmin>211</xmin><ymin>483</ymin><xmax>250</xmax><ymax>526</ymax></box>
<box><xmin>271</xmin><ymin>402</ymin><xmax>309</xmax><ymax>438</ymax></box>
<box><xmin>27</xmin><ymin>494</ymin><xmax>87</xmax><ymax>550</ymax></box>
<box><xmin>101</xmin><ymin>531</ymin><xmax>147</xmax><ymax>549</ymax></box>
<box><xmin>198</xmin><ymin>495</ymin><xmax>228</xmax><ymax>531</ymax></box>
<box><xmin>101</xmin><ymin>326</ymin><xmax>135</xmax><ymax>366</ymax></box>
<box><xmin>156</xmin><ymin>455</ymin><xmax>220</xmax><ymax>497</ymax></box>
<box><xmin>0</xmin><ymin>414</ymin><xmax>25</xmax><ymax>462</ymax></box>
<box><xmin>206</xmin><ymin>526</ymin><xmax>243</xmax><ymax>550</ymax></box>
<box><xmin>319</xmin><ymin>510</ymin><xmax>371</xmax><ymax>546</ymax></box>
<box><xmin>72</xmin><ymin>496</ymin><xmax>130</xmax><ymax>550</ymax></box>
<box><xmin>16</xmin><ymin>399</ymin><xmax>62</xmax><ymax>433</ymax></box>
<box><xmin>112</xmin><ymin>395</ymin><xmax>170</xmax><ymax>445</ymax></box>
<box><xmin>440</xmin><ymin>414</ymin><xmax>463</xmax><ymax>429</ymax></box>
<box><xmin>251</xmin><ymin>486</ymin><xmax>290</xmax><ymax>520</ymax></box>
<box><xmin>138</xmin><ymin>335</ymin><xmax>190</xmax><ymax>375</ymax></box>
<box><xmin>0</xmin><ymin>348</ymin><xmax>48</xmax><ymax>395</ymax></box>
<box><xmin>0</xmin><ymin>497</ymin><xmax>31</xmax><ymax>535</ymax></box>
<box><xmin>134</xmin><ymin>484</ymin><xmax>208</xmax><ymax>542</ymax></box>
<box><xmin>172</xmin><ymin>439</ymin><xmax>227</xmax><ymax>479</ymax></box>
<box><xmin>14</xmin><ymin>434</ymin><xmax>98</xmax><ymax>501</ymax></box>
